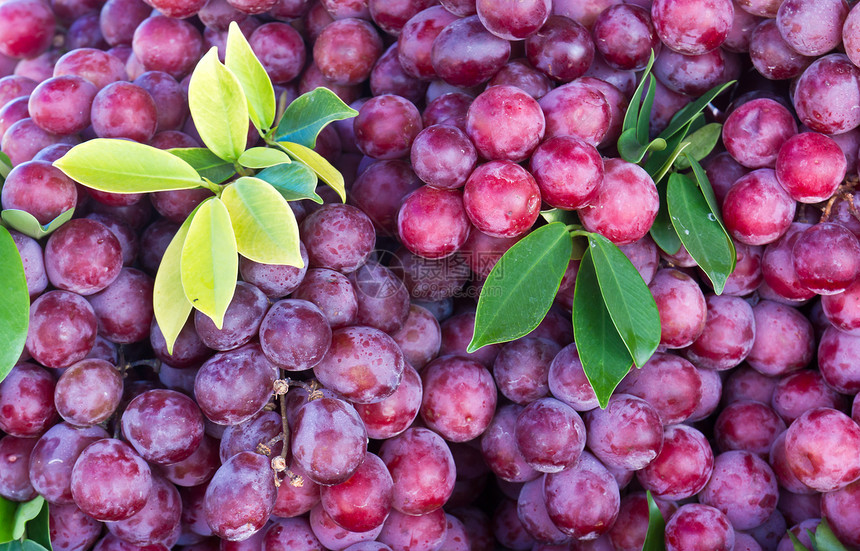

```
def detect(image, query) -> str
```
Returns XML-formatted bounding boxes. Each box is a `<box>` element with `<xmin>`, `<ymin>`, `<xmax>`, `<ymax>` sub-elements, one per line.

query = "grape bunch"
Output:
<box><xmin>3</xmin><ymin>0</ymin><xmax>860</xmax><ymax>550</ymax></box>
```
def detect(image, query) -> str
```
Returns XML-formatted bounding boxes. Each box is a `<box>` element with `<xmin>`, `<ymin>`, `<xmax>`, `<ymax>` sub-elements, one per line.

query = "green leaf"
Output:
<box><xmin>225</xmin><ymin>21</ymin><xmax>276</xmax><ymax>133</ymax></box>
<box><xmin>255</xmin><ymin>162</ymin><xmax>322</xmax><ymax>203</ymax></box>
<box><xmin>25</xmin><ymin>500</ymin><xmax>50</xmax><ymax>551</ymax></box>
<box><xmin>0</xmin><ymin>226</ymin><xmax>28</xmax><ymax>384</ymax></box>
<box><xmin>687</xmin><ymin>154</ymin><xmax>726</xmax><ymax>228</ymax></box>
<box><xmin>180</xmin><ymin>197</ymin><xmax>238</xmax><ymax>329</ymax></box>
<box><xmin>167</xmin><ymin>148</ymin><xmax>236</xmax><ymax>184</ymax></box>
<box><xmin>188</xmin><ymin>47</ymin><xmax>249</xmax><ymax>162</ymax></box>
<box><xmin>540</xmin><ymin>208</ymin><xmax>579</xmax><ymax>226</ymax></box>
<box><xmin>153</xmin><ymin>207</ymin><xmax>197</xmax><ymax>355</ymax></box>
<box><xmin>668</xmin><ymin>172</ymin><xmax>735</xmax><ymax>294</ymax></box>
<box><xmin>659</xmin><ymin>80</ymin><xmax>735</xmax><ymax>140</ymax></box>
<box><xmin>638</xmin><ymin>74</ymin><xmax>656</xmax><ymax>144</ymax></box>
<box><xmin>277</xmin><ymin>141</ymin><xmax>345</xmax><ymax>202</ymax></box>
<box><xmin>468</xmin><ymin>223</ymin><xmax>572</xmax><ymax>352</ymax></box>
<box><xmin>0</xmin><ymin>152</ymin><xmax>11</xmax><ymax>179</ymax></box>
<box><xmin>673</xmin><ymin>123</ymin><xmax>722</xmax><ymax>170</ymax></box>
<box><xmin>651</xmin><ymin>177</ymin><xmax>682</xmax><ymax>255</ymax></box>
<box><xmin>1</xmin><ymin>208</ymin><xmax>74</xmax><ymax>240</ymax></box>
<box><xmin>54</xmin><ymin>139</ymin><xmax>203</xmax><ymax>193</ymax></box>
<box><xmin>237</xmin><ymin>147</ymin><xmax>291</xmax><ymax>169</ymax></box>
<box><xmin>221</xmin><ymin>177</ymin><xmax>303</xmax><ymax>266</ymax></box>
<box><xmin>617</xmin><ymin>128</ymin><xmax>666</xmax><ymax>164</ymax></box>
<box><xmin>274</xmin><ymin>87</ymin><xmax>359</xmax><ymax>147</ymax></box>
<box><xmin>12</xmin><ymin>497</ymin><xmax>44</xmax><ymax>540</ymax></box>
<box><xmin>587</xmin><ymin>233</ymin><xmax>661</xmax><ymax>367</ymax></box>
<box><xmin>622</xmin><ymin>50</ymin><xmax>656</xmax><ymax>135</ymax></box>
<box><xmin>642</xmin><ymin>114</ymin><xmax>700</xmax><ymax>182</ymax></box>
<box><xmin>789</xmin><ymin>532</ymin><xmax>812</xmax><ymax>551</ymax></box>
<box><xmin>572</xmin><ymin>249</ymin><xmax>634</xmax><ymax>408</ymax></box>
<box><xmin>0</xmin><ymin>497</ymin><xmax>16</xmax><ymax>543</ymax></box>
<box><xmin>642</xmin><ymin>492</ymin><xmax>666</xmax><ymax>551</ymax></box>
<box><xmin>813</xmin><ymin>519</ymin><xmax>850</xmax><ymax>551</ymax></box>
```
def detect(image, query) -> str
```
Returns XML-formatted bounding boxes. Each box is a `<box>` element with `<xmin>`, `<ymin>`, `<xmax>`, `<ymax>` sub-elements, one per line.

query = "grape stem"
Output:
<box><xmin>820</xmin><ymin>176</ymin><xmax>860</xmax><ymax>224</ymax></box>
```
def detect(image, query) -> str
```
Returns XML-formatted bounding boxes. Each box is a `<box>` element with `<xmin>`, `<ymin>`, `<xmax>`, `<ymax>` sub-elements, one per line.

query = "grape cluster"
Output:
<box><xmin>3</xmin><ymin>0</ymin><xmax>860</xmax><ymax>551</ymax></box>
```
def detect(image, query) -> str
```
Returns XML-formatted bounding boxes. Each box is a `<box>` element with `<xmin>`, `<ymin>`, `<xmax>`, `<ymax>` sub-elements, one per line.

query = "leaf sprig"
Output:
<box><xmin>49</xmin><ymin>22</ymin><xmax>358</xmax><ymax>354</ymax></box>
<box><xmin>0</xmin><ymin>496</ymin><xmax>52</xmax><ymax>551</ymax></box>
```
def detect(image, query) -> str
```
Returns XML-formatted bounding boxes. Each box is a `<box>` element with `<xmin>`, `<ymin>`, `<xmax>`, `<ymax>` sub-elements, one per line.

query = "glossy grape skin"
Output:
<box><xmin>29</xmin><ymin>423</ymin><xmax>109</xmax><ymax>504</ymax></box>
<box><xmin>239</xmin><ymin>244</ymin><xmax>308</xmax><ymax>299</ymax></box>
<box><xmin>420</xmin><ymin>355</ymin><xmax>497</xmax><ymax>443</ymax></box>
<box><xmin>396</xmin><ymin>186</ymin><xmax>471</xmax><ymax>259</ymax></box>
<box><xmin>301</xmin><ymin>204</ymin><xmax>375</xmax><ymax>273</ymax></box>
<box><xmin>0</xmin><ymin>436</ymin><xmax>38</xmax><ymax>501</ymax></box>
<box><xmin>0</xmin><ymin>96</ymin><xmax>29</xmax><ymax>142</ymax></box>
<box><xmin>651</xmin><ymin>0</ymin><xmax>733</xmax><ymax>55</ymax></box>
<box><xmin>349</xmin><ymin>261</ymin><xmax>411</xmax><ymax>334</ymax></box>
<box><xmin>291</xmin><ymin>397</ymin><xmax>368</xmax><ymax>486</ymax></box>
<box><xmin>194</xmin><ymin>282</ymin><xmax>267</xmax><ymax>351</ymax></box>
<box><xmin>723</xmin><ymin>99</ymin><xmax>797</xmax><ymax>169</ymax></box>
<box><xmin>0</xmin><ymin>0</ymin><xmax>56</xmax><ymax>59</ymax></box>
<box><xmin>774</xmin><ymin>0</ymin><xmax>847</xmax><ymax>57</ymax></box>
<box><xmin>792</xmin><ymin>223</ymin><xmax>860</xmax><ymax>295</ymax></box>
<box><xmin>475</xmin><ymin>0</ymin><xmax>550</xmax><ymax>41</ymax></box>
<box><xmin>49</xmin><ymin>503</ymin><xmax>103</xmax><ymax>551</ymax></box>
<box><xmin>27</xmin><ymin>291</ymin><xmax>97</xmax><ymax>368</ymax></box>
<box><xmin>538</xmin><ymin>80</ymin><xmax>611</xmax><ymax>146</ymax></box>
<box><xmin>390</xmin><ymin>305</ymin><xmax>441</xmax><ymax>369</ymax></box>
<box><xmin>761</xmin><ymin>223</ymin><xmax>815</xmax><ymax>302</ymax></box>
<box><xmin>463</xmin><ymin>160</ymin><xmax>541</xmax><ymax>239</ymax></box>
<box><xmin>649</xmin><ymin>269</ymin><xmax>707</xmax><ymax>349</ymax></box>
<box><xmin>546</xmin><ymin>344</ymin><xmax>599</xmax><ymax>411</ymax></box>
<box><xmin>105</xmin><ymin>474</ymin><xmax>181</xmax><ymax>546</ymax></box>
<box><xmin>818</xmin><ymin>325</ymin><xmax>860</xmax><ymax>394</ymax></box>
<box><xmin>353</xmin><ymin>363</ymin><xmax>422</xmax><ymax>440</ymax></box>
<box><xmin>261</xmin><ymin>517</ymin><xmax>324</xmax><ymax>551</ymax></box>
<box><xmin>313</xmin><ymin>18</ymin><xmax>382</xmax><ymax>86</ymax></box>
<box><xmin>431</xmin><ymin>16</ymin><xmax>511</xmax><ymax>88</ymax></box>
<box><xmin>1</xmin><ymin>161</ymin><xmax>77</xmax><ymax>226</ymax></box>
<box><xmin>784</xmin><ymin>407</ymin><xmax>860</xmax><ymax>492</ymax></box>
<box><xmin>54</xmin><ymin>359</ymin><xmax>123</xmax><ymax>427</ymax></box>
<box><xmin>271</xmin><ymin>460</ymin><xmax>321</xmax><ymax>519</ymax></box>
<box><xmin>45</xmin><ymin>219</ymin><xmax>124</xmax><ymax>296</ymax></box>
<box><xmin>524</xmin><ymin>16</ymin><xmax>594</xmax><ymax>84</ymax></box>
<box><xmin>90</xmin><ymin>81</ymin><xmax>158</xmax><ymax>143</ymax></box>
<box><xmin>585</xmin><ymin>394</ymin><xmax>663</xmax><ymax>471</ymax></box>
<box><xmin>543</xmin><ymin>452</ymin><xmax>620</xmax><ymax>540</ymax></box>
<box><xmin>86</xmin><ymin>268</ymin><xmax>154</xmax><ymax>345</ymax></box>
<box><xmin>259</xmin><ymin>299</ymin><xmax>330</xmax><ymax>372</ymax></box>
<box><xmin>389</xmin><ymin>249</ymin><xmax>466</xmax><ymax>302</ymax></box>
<box><xmin>714</xmin><ymin>400</ymin><xmax>786</xmax><ymax>456</ymax></box>
<box><xmin>349</xmin><ymin>160</ymin><xmax>421</xmax><ymax>237</ymax></box>
<box><xmin>793</xmin><ymin>54</ymin><xmax>860</xmax><ymax>135</ymax></box>
<box><xmin>665</xmin><ymin>504</ymin><xmax>735</xmax><ymax>551</ymax></box>
<box><xmin>481</xmin><ymin>404</ymin><xmax>541</xmax><ymax>483</ymax></box>
<box><xmin>194</xmin><ymin>344</ymin><xmax>278</xmax><ymax>426</ymax></box>
<box><xmin>121</xmin><ymin>389</ymin><xmax>204</xmax><ymax>466</ymax></box>
<box><xmin>686</xmin><ymin>368</ymin><xmax>723</xmax><ymax>421</ymax></box>
<box><xmin>492</xmin><ymin>498</ymin><xmax>535</xmax><ymax>549</ymax></box>
<box><xmin>515</xmin><ymin>397</ymin><xmax>586</xmax><ymax>473</ymax></box>
<box><xmin>0</xmin><ymin>362</ymin><xmax>55</xmax><ymax>436</ymax></box>
<box><xmin>653</xmin><ymin>48</ymin><xmax>731</xmax><ymax>97</ymax></box>
<box><xmin>746</xmin><ymin>300</ymin><xmax>814</xmax><ymax>377</ymax></box>
<box><xmin>132</xmin><ymin>16</ymin><xmax>203</xmax><ymax>79</ymax></box>
<box><xmin>618</xmin><ymin>353</ymin><xmax>703</xmax><ymax>425</ymax></box>
<box><xmin>320</xmin><ymin>451</ymin><xmax>393</xmax><ymax>532</ymax></box>
<box><xmin>354</xmin><ymin>94</ymin><xmax>422</xmax><ymax>160</ymax></box>
<box><xmin>637</xmin><ymin>424</ymin><xmax>715</xmax><ymax>500</ymax></box>
<box><xmin>70</xmin><ymin>438</ymin><xmax>152</xmax><ymax>522</ymax></box>
<box><xmin>204</xmin><ymin>451</ymin><xmax>277</xmax><ymax>541</ymax></box>
<box><xmin>160</xmin><ymin>434</ymin><xmax>219</xmax><ymax>488</ymax></box>
<box><xmin>309</xmin><ymin>503</ymin><xmax>384</xmax><ymax>550</ymax></box>
<box><xmin>492</xmin><ymin>338</ymin><xmax>559</xmax><ymax>405</ymax></box>
<box><xmin>422</xmin><ymin>92</ymin><xmax>471</xmax><ymax>130</ymax></box>
<box><xmin>515</xmin><ymin>477</ymin><xmax>569</xmax><ymax>545</ymax></box>
<box><xmin>397</xmin><ymin>6</ymin><xmax>460</xmax><ymax>80</ymax></box>
<box><xmin>699</xmin><ymin>451</ymin><xmax>779</xmax><ymax>531</ymax></box>
<box><xmin>376</xmin><ymin>508</ymin><xmax>447</xmax><ymax>551</ymax></box>
<box><xmin>775</xmin><ymin>132</ymin><xmax>845</xmax><ymax>205</ymax></box>
<box><xmin>292</xmin><ymin>269</ymin><xmax>359</xmax><ymax>329</ymax></box>
<box><xmin>466</xmin><ymin>85</ymin><xmax>545</xmax><ymax>163</ymax></box>
<box><xmin>28</xmin><ymin>76</ymin><xmax>97</xmax><ymax>136</ymax></box>
<box><xmin>686</xmin><ymin>295</ymin><xmax>756</xmax><ymax>371</ymax></box>
<box><xmin>722</xmin><ymin>169</ymin><xmax>796</xmax><ymax>247</ymax></box>
<box><xmin>370</xmin><ymin>43</ymin><xmax>428</xmax><ymax>105</ymax></box>
<box><xmin>2</xmin><ymin>118</ymin><xmax>79</xmax><ymax>167</ymax></box>
<box><xmin>150</xmin><ymin>318</ymin><xmax>213</xmax><ymax>370</ymax></box>
<box><xmin>529</xmin><ymin>136</ymin><xmax>603</xmax><ymax>210</ymax></box>
<box><xmin>820</xmin><ymin>479</ymin><xmax>860</xmax><ymax>548</ymax></box>
<box><xmin>488</xmin><ymin>59</ymin><xmax>553</xmax><ymax>100</ymax></box>
<box><xmin>592</xmin><ymin>5</ymin><xmax>659</xmax><ymax>71</ymax></box>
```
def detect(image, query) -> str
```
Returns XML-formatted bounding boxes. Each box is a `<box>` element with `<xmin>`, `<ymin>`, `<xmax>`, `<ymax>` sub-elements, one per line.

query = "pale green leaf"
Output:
<box><xmin>237</xmin><ymin>147</ymin><xmax>291</xmax><ymax>169</ymax></box>
<box><xmin>274</xmin><ymin>87</ymin><xmax>359</xmax><ymax>147</ymax></box>
<box><xmin>1</xmin><ymin>208</ymin><xmax>74</xmax><ymax>240</ymax></box>
<box><xmin>54</xmin><ymin>139</ymin><xmax>203</xmax><ymax>193</ymax></box>
<box><xmin>225</xmin><ymin>21</ymin><xmax>276</xmax><ymax>133</ymax></box>
<box><xmin>0</xmin><ymin>152</ymin><xmax>10</xmax><ymax>179</ymax></box>
<box><xmin>221</xmin><ymin>176</ymin><xmax>303</xmax><ymax>266</ymax></box>
<box><xmin>0</xmin><ymin>226</ymin><xmax>29</xmax><ymax>384</ymax></box>
<box><xmin>12</xmin><ymin>497</ymin><xmax>44</xmax><ymax>540</ymax></box>
<box><xmin>180</xmin><ymin>197</ymin><xmax>238</xmax><ymax>328</ymax></box>
<box><xmin>673</xmin><ymin>123</ymin><xmax>722</xmax><ymax>170</ymax></box>
<box><xmin>167</xmin><ymin>148</ymin><xmax>235</xmax><ymax>184</ymax></box>
<box><xmin>277</xmin><ymin>141</ymin><xmax>345</xmax><ymax>202</ymax></box>
<box><xmin>642</xmin><ymin>492</ymin><xmax>666</xmax><ymax>551</ymax></box>
<box><xmin>188</xmin><ymin>47</ymin><xmax>249</xmax><ymax>162</ymax></box>
<box><xmin>153</xmin><ymin>207</ymin><xmax>197</xmax><ymax>355</ymax></box>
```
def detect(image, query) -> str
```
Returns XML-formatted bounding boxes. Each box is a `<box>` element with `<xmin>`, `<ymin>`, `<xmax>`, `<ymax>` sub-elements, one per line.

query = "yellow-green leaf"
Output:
<box><xmin>188</xmin><ymin>47</ymin><xmax>249</xmax><ymax>162</ymax></box>
<box><xmin>180</xmin><ymin>197</ymin><xmax>238</xmax><ymax>329</ymax></box>
<box><xmin>54</xmin><ymin>139</ymin><xmax>203</xmax><ymax>193</ymax></box>
<box><xmin>1</xmin><ymin>208</ymin><xmax>74</xmax><ymax>240</ymax></box>
<box><xmin>277</xmin><ymin>141</ymin><xmax>345</xmax><ymax>202</ymax></box>
<box><xmin>237</xmin><ymin>147</ymin><xmax>291</xmax><ymax>169</ymax></box>
<box><xmin>225</xmin><ymin>21</ymin><xmax>276</xmax><ymax>133</ymax></box>
<box><xmin>153</xmin><ymin>207</ymin><xmax>197</xmax><ymax>355</ymax></box>
<box><xmin>0</xmin><ymin>227</ymin><xmax>29</xmax><ymax>384</ymax></box>
<box><xmin>221</xmin><ymin>176</ymin><xmax>303</xmax><ymax>266</ymax></box>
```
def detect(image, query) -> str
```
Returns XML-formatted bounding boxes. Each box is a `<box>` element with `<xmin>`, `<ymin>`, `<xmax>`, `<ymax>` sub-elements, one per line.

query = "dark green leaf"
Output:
<box><xmin>642</xmin><ymin>491</ymin><xmax>666</xmax><ymax>551</ymax></box>
<box><xmin>540</xmin><ymin>208</ymin><xmax>579</xmax><ymax>226</ymax></box>
<box><xmin>587</xmin><ymin>233</ymin><xmax>661</xmax><ymax>367</ymax></box>
<box><xmin>813</xmin><ymin>519</ymin><xmax>850</xmax><ymax>551</ymax></box>
<box><xmin>1</xmin><ymin>208</ymin><xmax>74</xmax><ymax>240</ymax></box>
<box><xmin>168</xmin><ymin>148</ymin><xmax>235</xmax><ymax>184</ymax></box>
<box><xmin>0</xmin><ymin>226</ymin><xmax>28</xmax><ymax>384</ymax></box>
<box><xmin>642</xmin><ymin>114</ymin><xmax>700</xmax><ymax>182</ymax></box>
<box><xmin>638</xmin><ymin>74</ymin><xmax>656</xmax><ymax>145</ymax></box>
<box><xmin>659</xmin><ymin>80</ymin><xmax>735</xmax><ymax>140</ymax></box>
<box><xmin>789</xmin><ymin>532</ymin><xmax>811</xmax><ymax>551</ymax></box>
<box><xmin>687</xmin><ymin>154</ymin><xmax>726</xmax><ymax>227</ymax></box>
<box><xmin>25</xmin><ymin>500</ymin><xmax>50</xmax><ymax>551</ymax></box>
<box><xmin>274</xmin><ymin>87</ymin><xmax>359</xmax><ymax>147</ymax></box>
<box><xmin>12</xmin><ymin>497</ymin><xmax>45</xmax><ymax>540</ymax></box>
<box><xmin>468</xmin><ymin>223</ymin><xmax>572</xmax><ymax>352</ymax></box>
<box><xmin>673</xmin><ymin>123</ymin><xmax>722</xmax><ymax>170</ymax></box>
<box><xmin>572</xmin><ymin>249</ymin><xmax>633</xmax><ymax>408</ymax></box>
<box><xmin>617</xmin><ymin>128</ymin><xmax>666</xmax><ymax>164</ymax></box>
<box><xmin>188</xmin><ymin>47</ymin><xmax>249</xmax><ymax>162</ymax></box>
<box><xmin>668</xmin><ymin>172</ymin><xmax>735</xmax><ymax>294</ymax></box>
<box><xmin>225</xmin><ymin>21</ymin><xmax>276</xmax><ymax>133</ymax></box>
<box><xmin>54</xmin><ymin>139</ymin><xmax>203</xmax><ymax>193</ymax></box>
<box><xmin>255</xmin><ymin>162</ymin><xmax>322</xmax><ymax>203</ymax></box>
<box><xmin>22</xmin><ymin>542</ymin><xmax>49</xmax><ymax>551</ymax></box>
<box><xmin>622</xmin><ymin>50</ymin><xmax>656</xmax><ymax>135</ymax></box>
<box><xmin>651</xmin><ymin>177</ymin><xmax>682</xmax><ymax>255</ymax></box>
<box><xmin>0</xmin><ymin>497</ymin><xmax>16</xmax><ymax>543</ymax></box>
<box><xmin>0</xmin><ymin>152</ymin><xmax>10</xmax><ymax>179</ymax></box>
